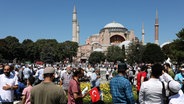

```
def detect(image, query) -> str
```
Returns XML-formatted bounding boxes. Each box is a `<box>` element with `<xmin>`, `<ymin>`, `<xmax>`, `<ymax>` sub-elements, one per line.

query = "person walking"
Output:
<box><xmin>110</xmin><ymin>62</ymin><xmax>135</xmax><ymax>104</ymax></box>
<box><xmin>0</xmin><ymin>64</ymin><xmax>19</xmax><ymax>104</ymax></box>
<box><xmin>31</xmin><ymin>67</ymin><xmax>67</xmax><ymax>104</ymax></box>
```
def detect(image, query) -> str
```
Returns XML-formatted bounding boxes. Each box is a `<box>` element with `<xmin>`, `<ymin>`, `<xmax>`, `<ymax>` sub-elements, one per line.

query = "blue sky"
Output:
<box><xmin>0</xmin><ymin>0</ymin><xmax>183</xmax><ymax>45</ymax></box>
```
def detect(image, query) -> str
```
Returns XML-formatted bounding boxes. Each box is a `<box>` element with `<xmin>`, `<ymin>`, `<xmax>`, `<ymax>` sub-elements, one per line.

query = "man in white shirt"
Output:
<box><xmin>0</xmin><ymin>65</ymin><xmax>18</xmax><ymax>104</ymax></box>
<box><xmin>23</xmin><ymin>65</ymin><xmax>32</xmax><ymax>80</ymax></box>
<box><xmin>34</xmin><ymin>65</ymin><xmax>44</xmax><ymax>85</ymax></box>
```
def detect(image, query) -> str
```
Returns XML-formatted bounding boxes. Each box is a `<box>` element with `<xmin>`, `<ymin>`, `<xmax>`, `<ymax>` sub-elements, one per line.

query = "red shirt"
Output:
<box><xmin>136</xmin><ymin>72</ymin><xmax>147</xmax><ymax>91</ymax></box>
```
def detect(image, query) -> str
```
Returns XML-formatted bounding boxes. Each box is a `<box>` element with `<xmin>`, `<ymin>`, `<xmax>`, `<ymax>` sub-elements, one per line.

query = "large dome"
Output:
<box><xmin>104</xmin><ymin>21</ymin><xmax>124</xmax><ymax>28</ymax></box>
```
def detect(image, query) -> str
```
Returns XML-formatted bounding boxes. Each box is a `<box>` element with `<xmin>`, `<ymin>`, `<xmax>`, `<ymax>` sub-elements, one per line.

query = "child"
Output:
<box><xmin>22</xmin><ymin>76</ymin><xmax>35</xmax><ymax>104</ymax></box>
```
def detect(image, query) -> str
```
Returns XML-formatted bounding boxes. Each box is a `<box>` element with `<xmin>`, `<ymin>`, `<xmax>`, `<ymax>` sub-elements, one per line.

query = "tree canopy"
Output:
<box><xmin>106</xmin><ymin>45</ymin><xmax>125</xmax><ymax>63</ymax></box>
<box><xmin>162</xmin><ymin>28</ymin><xmax>184</xmax><ymax>65</ymax></box>
<box><xmin>142</xmin><ymin>43</ymin><xmax>166</xmax><ymax>64</ymax></box>
<box><xmin>126</xmin><ymin>42</ymin><xmax>145</xmax><ymax>65</ymax></box>
<box><xmin>0</xmin><ymin>36</ymin><xmax>78</xmax><ymax>63</ymax></box>
<box><xmin>88</xmin><ymin>51</ymin><xmax>106</xmax><ymax>65</ymax></box>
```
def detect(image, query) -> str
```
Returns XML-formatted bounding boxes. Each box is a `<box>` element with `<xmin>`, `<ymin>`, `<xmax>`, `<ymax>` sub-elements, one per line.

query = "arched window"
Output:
<box><xmin>110</xmin><ymin>35</ymin><xmax>125</xmax><ymax>44</ymax></box>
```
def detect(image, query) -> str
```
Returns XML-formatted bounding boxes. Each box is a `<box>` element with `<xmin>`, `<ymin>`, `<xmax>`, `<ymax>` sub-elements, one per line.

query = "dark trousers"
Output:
<box><xmin>137</xmin><ymin>91</ymin><xmax>140</xmax><ymax>104</ymax></box>
<box><xmin>106</xmin><ymin>75</ymin><xmax>109</xmax><ymax>81</ymax></box>
<box><xmin>129</xmin><ymin>76</ymin><xmax>134</xmax><ymax>85</ymax></box>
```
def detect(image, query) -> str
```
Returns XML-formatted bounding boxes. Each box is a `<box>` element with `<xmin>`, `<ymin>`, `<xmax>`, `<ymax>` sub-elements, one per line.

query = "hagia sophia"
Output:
<box><xmin>71</xmin><ymin>6</ymin><xmax>159</xmax><ymax>62</ymax></box>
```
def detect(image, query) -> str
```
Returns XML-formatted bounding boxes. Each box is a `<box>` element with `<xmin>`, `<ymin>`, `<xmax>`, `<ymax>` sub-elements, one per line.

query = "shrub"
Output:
<box><xmin>81</xmin><ymin>82</ymin><xmax>137</xmax><ymax>104</ymax></box>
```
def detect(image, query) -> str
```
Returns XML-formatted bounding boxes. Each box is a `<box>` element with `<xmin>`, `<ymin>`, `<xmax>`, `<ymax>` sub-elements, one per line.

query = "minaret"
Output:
<box><xmin>72</xmin><ymin>5</ymin><xmax>78</xmax><ymax>43</ymax></box>
<box><xmin>77</xmin><ymin>21</ymin><xmax>80</xmax><ymax>44</ymax></box>
<box><xmin>155</xmin><ymin>9</ymin><xmax>159</xmax><ymax>45</ymax></box>
<box><xmin>142</xmin><ymin>23</ymin><xmax>145</xmax><ymax>45</ymax></box>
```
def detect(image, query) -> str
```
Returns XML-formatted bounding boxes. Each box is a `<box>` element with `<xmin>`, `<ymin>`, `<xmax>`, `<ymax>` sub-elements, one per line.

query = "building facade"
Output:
<box><xmin>72</xmin><ymin>6</ymin><xmax>159</xmax><ymax>62</ymax></box>
<box><xmin>75</xmin><ymin>21</ymin><xmax>136</xmax><ymax>62</ymax></box>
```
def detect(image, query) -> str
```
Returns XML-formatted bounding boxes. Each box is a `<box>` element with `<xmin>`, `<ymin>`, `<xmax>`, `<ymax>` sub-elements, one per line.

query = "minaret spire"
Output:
<box><xmin>77</xmin><ymin>21</ymin><xmax>80</xmax><ymax>44</ymax></box>
<box><xmin>142</xmin><ymin>22</ymin><xmax>145</xmax><ymax>45</ymax></box>
<box><xmin>72</xmin><ymin>5</ymin><xmax>78</xmax><ymax>43</ymax></box>
<box><xmin>155</xmin><ymin>9</ymin><xmax>159</xmax><ymax>45</ymax></box>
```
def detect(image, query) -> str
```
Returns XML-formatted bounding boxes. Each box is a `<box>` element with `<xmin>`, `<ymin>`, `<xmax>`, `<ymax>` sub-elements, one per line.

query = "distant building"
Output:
<box><xmin>74</xmin><ymin>21</ymin><xmax>136</xmax><ymax>62</ymax></box>
<box><xmin>72</xmin><ymin>5</ymin><xmax>159</xmax><ymax>62</ymax></box>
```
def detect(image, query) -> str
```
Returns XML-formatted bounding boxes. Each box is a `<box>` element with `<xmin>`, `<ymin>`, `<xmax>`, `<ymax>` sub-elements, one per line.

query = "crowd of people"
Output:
<box><xmin>0</xmin><ymin>62</ymin><xmax>184</xmax><ymax>104</ymax></box>
<box><xmin>124</xmin><ymin>62</ymin><xmax>184</xmax><ymax>104</ymax></box>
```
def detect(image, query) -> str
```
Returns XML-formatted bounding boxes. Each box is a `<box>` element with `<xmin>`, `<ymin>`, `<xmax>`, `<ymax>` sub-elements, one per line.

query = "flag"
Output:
<box><xmin>89</xmin><ymin>87</ymin><xmax>100</xmax><ymax>103</ymax></box>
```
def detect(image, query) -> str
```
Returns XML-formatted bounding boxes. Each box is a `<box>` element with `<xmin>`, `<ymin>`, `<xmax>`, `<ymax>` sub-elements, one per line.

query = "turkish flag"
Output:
<box><xmin>89</xmin><ymin>87</ymin><xmax>100</xmax><ymax>103</ymax></box>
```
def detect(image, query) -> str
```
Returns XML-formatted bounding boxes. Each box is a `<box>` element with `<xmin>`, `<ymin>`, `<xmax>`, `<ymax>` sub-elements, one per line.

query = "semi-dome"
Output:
<box><xmin>104</xmin><ymin>21</ymin><xmax>124</xmax><ymax>28</ymax></box>
<box><xmin>160</xmin><ymin>41</ymin><xmax>171</xmax><ymax>48</ymax></box>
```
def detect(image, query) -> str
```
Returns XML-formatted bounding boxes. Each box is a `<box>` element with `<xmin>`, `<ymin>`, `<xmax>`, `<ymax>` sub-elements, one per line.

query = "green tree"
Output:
<box><xmin>40</xmin><ymin>44</ymin><xmax>56</xmax><ymax>64</ymax></box>
<box><xmin>176</xmin><ymin>28</ymin><xmax>184</xmax><ymax>40</ymax></box>
<box><xmin>169</xmin><ymin>39</ymin><xmax>184</xmax><ymax>65</ymax></box>
<box><xmin>0</xmin><ymin>39</ymin><xmax>8</xmax><ymax>62</ymax></box>
<box><xmin>59</xmin><ymin>41</ymin><xmax>78</xmax><ymax>62</ymax></box>
<box><xmin>162</xmin><ymin>28</ymin><xmax>184</xmax><ymax>65</ymax></box>
<box><xmin>22</xmin><ymin>39</ymin><xmax>35</xmax><ymax>62</ymax></box>
<box><xmin>142</xmin><ymin>43</ymin><xmax>166</xmax><ymax>64</ymax></box>
<box><xmin>3</xmin><ymin>36</ymin><xmax>23</xmax><ymax>62</ymax></box>
<box><xmin>35</xmin><ymin>39</ymin><xmax>58</xmax><ymax>63</ymax></box>
<box><xmin>106</xmin><ymin>45</ymin><xmax>125</xmax><ymax>63</ymax></box>
<box><xmin>88</xmin><ymin>51</ymin><xmax>106</xmax><ymax>65</ymax></box>
<box><xmin>57</xmin><ymin>43</ymin><xmax>65</xmax><ymax>62</ymax></box>
<box><xmin>126</xmin><ymin>42</ymin><xmax>145</xmax><ymax>65</ymax></box>
<box><xmin>172</xmin><ymin>28</ymin><xmax>184</xmax><ymax>65</ymax></box>
<box><xmin>162</xmin><ymin>43</ymin><xmax>172</xmax><ymax>60</ymax></box>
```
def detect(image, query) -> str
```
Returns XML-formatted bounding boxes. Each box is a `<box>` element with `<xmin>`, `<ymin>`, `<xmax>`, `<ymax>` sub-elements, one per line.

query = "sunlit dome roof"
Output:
<box><xmin>104</xmin><ymin>21</ymin><xmax>124</xmax><ymax>28</ymax></box>
<box><xmin>160</xmin><ymin>41</ymin><xmax>171</xmax><ymax>48</ymax></box>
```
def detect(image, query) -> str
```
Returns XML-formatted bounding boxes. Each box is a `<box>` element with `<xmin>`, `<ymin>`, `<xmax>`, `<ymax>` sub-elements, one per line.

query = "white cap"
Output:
<box><xmin>168</xmin><ymin>80</ymin><xmax>180</xmax><ymax>93</ymax></box>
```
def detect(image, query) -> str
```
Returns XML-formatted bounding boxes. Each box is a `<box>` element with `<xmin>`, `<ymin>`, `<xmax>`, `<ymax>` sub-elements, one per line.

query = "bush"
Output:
<box><xmin>81</xmin><ymin>82</ymin><xmax>137</xmax><ymax>104</ymax></box>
